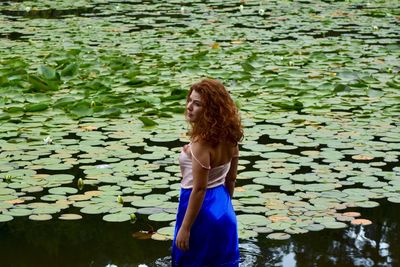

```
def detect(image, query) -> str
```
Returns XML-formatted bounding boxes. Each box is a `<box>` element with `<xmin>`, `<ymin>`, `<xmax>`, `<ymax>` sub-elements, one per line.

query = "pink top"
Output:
<box><xmin>179</xmin><ymin>143</ymin><xmax>231</xmax><ymax>189</ymax></box>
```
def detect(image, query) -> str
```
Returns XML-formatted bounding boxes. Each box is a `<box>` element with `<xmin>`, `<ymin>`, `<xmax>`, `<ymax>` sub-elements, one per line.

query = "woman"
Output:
<box><xmin>172</xmin><ymin>79</ymin><xmax>243</xmax><ymax>266</ymax></box>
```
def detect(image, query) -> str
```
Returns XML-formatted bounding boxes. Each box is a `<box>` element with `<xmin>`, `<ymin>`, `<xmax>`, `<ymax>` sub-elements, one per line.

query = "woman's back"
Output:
<box><xmin>208</xmin><ymin>141</ymin><xmax>237</xmax><ymax>168</ymax></box>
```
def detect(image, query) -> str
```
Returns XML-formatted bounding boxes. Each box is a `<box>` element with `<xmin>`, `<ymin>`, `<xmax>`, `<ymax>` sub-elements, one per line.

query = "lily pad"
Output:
<box><xmin>266</xmin><ymin>232</ymin><xmax>291</xmax><ymax>240</ymax></box>
<box><xmin>322</xmin><ymin>221</ymin><xmax>348</xmax><ymax>229</ymax></box>
<box><xmin>48</xmin><ymin>187</ymin><xmax>78</xmax><ymax>195</ymax></box>
<box><xmin>237</xmin><ymin>214</ymin><xmax>269</xmax><ymax>227</ymax></box>
<box><xmin>59</xmin><ymin>214</ymin><xmax>83</xmax><ymax>220</ymax></box>
<box><xmin>29</xmin><ymin>214</ymin><xmax>52</xmax><ymax>221</ymax></box>
<box><xmin>0</xmin><ymin>214</ymin><xmax>13</xmax><ymax>222</ymax></box>
<box><xmin>148</xmin><ymin>212</ymin><xmax>176</xmax><ymax>222</ymax></box>
<box><xmin>351</xmin><ymin>219</ymin><xmax>372</xmax><ymax>226</ymax></box>
<box><xmin>103</xmin><ymin>212</ymin><xmax>131</xmax><ymax>222</ymax></box>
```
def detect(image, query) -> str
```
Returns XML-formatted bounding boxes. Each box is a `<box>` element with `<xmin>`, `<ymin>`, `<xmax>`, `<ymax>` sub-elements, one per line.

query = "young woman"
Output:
<box><xmin>172</xmin><ymin>79</ymin><xmax>243</xmax><ymax>266</ymax></box>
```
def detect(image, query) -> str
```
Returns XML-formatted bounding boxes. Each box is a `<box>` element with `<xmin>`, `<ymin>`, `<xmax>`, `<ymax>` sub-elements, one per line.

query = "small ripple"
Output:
<box><xmin>240</xmin><ymin>242</ymin><xmax>261</xmax><ymax>255</ymax></box>
<box><xmin>239</xmin><ymin>242</ymin><xmax>261</xmax><ymax>266</ymax></box>
<box><xmin>154</xmin><ymin>256</ymin><xmax>171</xmax><ymax>267</ymax></box>
<box><xmin>353</xmin><ymin>257</ymin><xmax>375</xmax><ymax>267</ymax></box>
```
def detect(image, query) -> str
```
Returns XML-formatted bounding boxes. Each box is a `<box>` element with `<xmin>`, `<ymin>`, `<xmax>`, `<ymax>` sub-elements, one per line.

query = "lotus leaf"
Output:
<box><xmin>148</xmin><ymin>213</ymin><xmax>176</xmax><ymax>222</ymax></box>
<box><xmin>29</xmin><ymin>214</ymin><xmax>52</xmax><ymax>221</ymax></box>
<box><xmin>59</xmin><ymin>214</ymin><xmax>83</xmax><ymax>220</ymax></box>
<box><xmin>103</xmin><ymin>212</ymin><xmax>131</xmax><ymax>222</ymax></box>
<box><xmin>266</xmin><ymin>232</ymin><xmax>291</xmax><ymax>240</ymax></box>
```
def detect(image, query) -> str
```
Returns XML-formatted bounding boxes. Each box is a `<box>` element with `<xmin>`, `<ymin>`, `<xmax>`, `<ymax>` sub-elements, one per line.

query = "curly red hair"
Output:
<box><xmin>186</xmin><ymin>79</ymin><xmax>243</xmax><ymax>146</ymax></box>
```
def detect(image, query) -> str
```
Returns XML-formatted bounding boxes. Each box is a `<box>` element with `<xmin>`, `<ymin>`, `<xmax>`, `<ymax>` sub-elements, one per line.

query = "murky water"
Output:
<box><xmin>0</xmin><ymin>134</ymin><xmax>398</xmax><ymax>266</ymax></box>
<box><xmin>0</xmin><ymin>199</ymin><xmax>398</xmax><ymax>266</ymax></box>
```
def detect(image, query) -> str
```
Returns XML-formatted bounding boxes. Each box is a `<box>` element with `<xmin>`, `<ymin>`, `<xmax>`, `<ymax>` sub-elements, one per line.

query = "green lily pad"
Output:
<box><xmin>157</xmin><ymin>226</ymin><xmax>175</xmax><ymax>236</ymax></box>
<box><xmin>48</xmin><ymin>187</ymin><xmax>78</xmax><ymax>195</ymax></box>
<box><xmin>148</xmin><ymin>213</ymin><xmax>176</xmax><ymax>222</ymax></box>
<box><xmin>238</xmin><ymin>229</ymin><xmax>258</xmax><ymax>239</ymax></box>
<box><xmin>266</xmin><ymin>232</ymin><xmax>291</xmax><ymax>240</ymax></box>
<box><xmin>306</xmin><ymin>223</ymin><xmax>325</xmax><ymax>231</ymax></box>
<box><xmin>81</xmin><ymin>205</ymin><xmax>111</xmax><ymax>214</ymax></box>
<box><xmin>103</xmin><ymin>212</ymin><xmax>131</xmax><ymax>222</ymax></box>
<box><xmin>0</xmin><ymin>214</ymin><xmax>14</xmax><ymax>222</ymax></box>
<box><xmin>322</xmin><ymin>221</ymin><xmax>348</xmax><ymax>229</ymax></box>
<box><xmin>237</xmin><ymin>214</ymin><xmax>269</xmax><ymax>227</ymax></box>
<box><xmin>3</xmin><ymin>208</ymin><xmax>32</xmax><ymax>217</ymax></box>
<box><xmin>131</xmin><ymin>199</ymin><xmax>163</xmax><ymax>208</ymax></box>
<box><xmin>387</xmin><ymin>196</ymin><xmax>400</xmax><ymax>204</ymax></box>
<box><xmin>354</xmin><ymin>201</ymin><xmax>380</xmax><ymax>208</ymax></box>
<box><xmin>29</xmin><ymin>214</ymin><xmax>52</xmax><ymax>221</ymax></box>
<box><xmin>59</xmin><ymin>214</ymin><xmax>83</xmax><ymax>220</ymax></box>
<box><xmin>0</xmin><ymin>188</ymin><xmax>17</xmax><ymax>195</ymax></box>
<box><xmin>253</xmin><ymin>177</ymin><xmax>292</xmax><ymax>186</ymax></box>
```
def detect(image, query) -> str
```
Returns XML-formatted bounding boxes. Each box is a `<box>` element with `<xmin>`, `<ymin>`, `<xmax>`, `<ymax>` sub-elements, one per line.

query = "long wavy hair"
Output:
<box><xmin>186</xmin><ymin>79</ymin><xmax>243</xmax><ymax>146</ymax></box>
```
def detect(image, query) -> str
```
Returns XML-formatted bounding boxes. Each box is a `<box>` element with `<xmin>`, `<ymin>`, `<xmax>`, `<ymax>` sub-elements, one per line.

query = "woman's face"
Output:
<box><xmin>186</xmin><ymin>90</ymin><xmax>203</xmax><ymax>123</ymax></box>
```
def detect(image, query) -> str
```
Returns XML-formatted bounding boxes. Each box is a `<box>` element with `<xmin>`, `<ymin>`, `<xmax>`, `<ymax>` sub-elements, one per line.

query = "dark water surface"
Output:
<box><xmin>0</xmin><ymin>200</ymin><xmax>398</xmax><ymax>267</ymax></box>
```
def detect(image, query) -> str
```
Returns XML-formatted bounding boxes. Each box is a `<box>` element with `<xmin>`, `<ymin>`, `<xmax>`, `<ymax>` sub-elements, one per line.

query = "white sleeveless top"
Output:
<box><xmin>179</xmin><ymin>143</ymin><xmax>231</xmax><ymax>189</ymax></box>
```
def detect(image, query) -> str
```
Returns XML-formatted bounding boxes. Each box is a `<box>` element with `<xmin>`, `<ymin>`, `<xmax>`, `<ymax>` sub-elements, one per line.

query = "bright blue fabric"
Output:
<box><xmin>172</xmin><ymin>185</ymin><xmax>240</xmax><ymax>267</ymax></box>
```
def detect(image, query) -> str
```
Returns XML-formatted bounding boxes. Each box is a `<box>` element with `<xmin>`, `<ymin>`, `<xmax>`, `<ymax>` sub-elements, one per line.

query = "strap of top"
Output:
<box><xmin>190</xmin><ymin>148</ymin><xmax>211</xmax><ymax>170</ymax></box>
<box><xmin>189</xmin><ymin>144</ymin><xmax>211</xmax><ymax>170</ymax></box>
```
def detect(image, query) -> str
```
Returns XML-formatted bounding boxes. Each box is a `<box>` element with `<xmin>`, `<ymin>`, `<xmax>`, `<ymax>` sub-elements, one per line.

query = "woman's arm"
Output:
<box><xmin>175</xmin><ymin>142</ymin><xmax>210</xmax><ymax>251</ymax></box>
<box><xmin>225</xmin><ymin>145</ymin><xmax>239</xmax><ymax>198</ymax></box>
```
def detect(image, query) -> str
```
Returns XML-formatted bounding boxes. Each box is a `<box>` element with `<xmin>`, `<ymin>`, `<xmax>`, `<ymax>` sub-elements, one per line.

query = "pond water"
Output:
<box><xmin>0</xmin><ymin>183</ymin><xmax>399</xmax><ymax>267</ymax></box>
<box><xmin>0</xmin><ymin>0</ymin><xmax>399</xmax><ymax>266</ymax></box>
<box><xmin>0</xmin><ymin>131</ymin><xmax>398</xmax><ymax>266</ymax></box>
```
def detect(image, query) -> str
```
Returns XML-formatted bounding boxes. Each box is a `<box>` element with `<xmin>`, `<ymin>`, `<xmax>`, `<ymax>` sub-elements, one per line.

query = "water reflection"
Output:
<box><xmin>153</xmin><ymin>256</ymin><xmax>171</xmax><ymax>267</ymax></box>
<box><xmin>239</xmin><ymin>242</ymin><xmax>260</xmax><ymax>266</ymax></box>
<box><xmin>1</xmin><ymin>206</ymin><xmax>395</xmax><ymax>266</ymax></box>
<box><xmin>146</xmin><ymin>205</ymin><xmax>398</xmax><ymax>267</ymax></box>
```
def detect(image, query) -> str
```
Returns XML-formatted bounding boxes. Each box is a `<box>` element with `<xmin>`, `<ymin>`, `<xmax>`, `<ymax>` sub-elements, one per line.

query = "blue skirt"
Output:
<box><xmin>172</xmin><ymin>185</ymin><xmax>240</xmax><ymax>267</ymax></box>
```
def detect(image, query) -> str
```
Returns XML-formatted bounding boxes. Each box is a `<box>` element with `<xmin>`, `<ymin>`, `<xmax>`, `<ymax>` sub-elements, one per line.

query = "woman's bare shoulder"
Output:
<box><xmin>190</xmin><ymin>141</ymin><xmax>211</xmax><ymax>169</ymax></box>
<box><xmin>191</xmin><ymin>141</ymin><xmax>212</xmax><ymax>153</ymax></box>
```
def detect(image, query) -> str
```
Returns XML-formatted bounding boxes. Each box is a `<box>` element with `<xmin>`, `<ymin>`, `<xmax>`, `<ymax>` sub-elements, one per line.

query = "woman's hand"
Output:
<box><xmin>175</xmin><ymin>227</ymin><xmax>190</xmax><ymax>251</ymax></box>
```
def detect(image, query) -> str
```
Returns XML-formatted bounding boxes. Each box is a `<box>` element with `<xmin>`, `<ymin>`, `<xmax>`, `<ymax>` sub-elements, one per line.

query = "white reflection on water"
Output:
<box><xmin>150</xmin><ymin>243</ymin><xmax>263</xmax><ymax>267</ymax></box>
<box><xmin>148</xmin><ymin>222</ymin><xmax>397</xmax><ymax>267</ymax></box>
<box><xmin>154</xmin><ymin>256</ymin><xmax>171</xmax><ymax>267</ymax></box>
<box><xmin>349</xmin><ymin>226</ymin><xmax>376</xmax><ymax>250</ymax></box>
<box><xmin>281</xmin><ymin>252</ymin><xmax>296</xmax><ymax>267</ymax></box>
<box><xmin>377</xmin><ymin>222</ymin><xmax>393</xmax><ymax>265</ymax></box>
<box><xmin>379</xmin><ymin>242</ymin><xmax>389</xmax><ymax>257</ymax></box>
<box><xmin>344</xmin><ymin>224</ymin><xmax>395</xmax><ymax>267</ymax></box>
<box><xmin>239</xmin><ymin>242</ymin><xmax>260</xmax><ymax>266</ymax></box>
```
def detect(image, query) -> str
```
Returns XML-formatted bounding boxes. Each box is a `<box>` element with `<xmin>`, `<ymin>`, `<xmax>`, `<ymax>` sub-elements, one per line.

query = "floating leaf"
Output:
<box><xmin>387</xmin><ymin>196</ymin><xmax>400</xmax><ymax>204</ymax></box>
<box><xmin>148</xmin><ymin>213</ymin><xmax>176</xmax><ymax>222</ymax></box>
<box><xmin>0</xmin><ymin>214</ymin><xmax>13</xmax><ymax>222</ymax></box>
<box><xmin>237</xmin><ymin>214</ymin><xmax>269</xmax><ymax>227</ymax></box>
<box><xmin>29</xmin><ymin>214</ymin><xmax>52</xmax><ymax>221</ymax></box>
<box><xmin>3</xmin><ymin>208</ymin><xmax>32</xmax><ymax>217</ymax></box>
<box><xmin>138</xmin><ymin>116</ymin><xmax>158</xmax><ymax>127</ymax></box>
<box><xmin>322</xmin><ymin>221</ymin><xmax>348</xmax><ymax>229</ymax></box>
<box><xmin>306</xmin><ymin>224</ymin><xmax>325</xmax><ymax>231</ymax></box>
<box><xmin>266</xmin><ymin>232</ymin><xmax>291</xmax><ymax>240</ymax></box>
<box><xmin>351</xmin><ymin>219</ymin><xmax>372</xmax><ymax>226</ymax></box>
<box><xmin>132</xmin><ymin>231</ymin><xmax>153</xmax><ymax>240</ymax></box>
<box><xmin>48</xmin><ymin>187</ymin><xmax>78</xmax><ymax>195</ymax></box>
<box><xmin>103</xmin><ymin>212</ymin><xmax>131</xmax><ymax>222</ymax></box>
